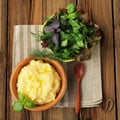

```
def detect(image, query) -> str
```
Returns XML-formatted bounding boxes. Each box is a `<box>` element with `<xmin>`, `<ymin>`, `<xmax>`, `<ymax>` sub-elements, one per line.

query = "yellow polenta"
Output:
<box><xmin>17</xmin><ymin>60</ymin><xmax>61</xmax><ymax>105</ymax></box>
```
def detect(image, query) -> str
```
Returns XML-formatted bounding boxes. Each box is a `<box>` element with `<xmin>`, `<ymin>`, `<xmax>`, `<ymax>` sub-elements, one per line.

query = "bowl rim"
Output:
<box><xmin>10</xmin><ymin>57</ymin><xmax>67</xmax><ymax>111</ymax></box>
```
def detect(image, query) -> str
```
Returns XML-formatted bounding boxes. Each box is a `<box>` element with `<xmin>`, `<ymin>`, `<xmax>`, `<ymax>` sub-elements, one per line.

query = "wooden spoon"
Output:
<box><xmin>74</xmin><ymin>62</ymin><xmax>85</xmax><ymax>113</ymax></box>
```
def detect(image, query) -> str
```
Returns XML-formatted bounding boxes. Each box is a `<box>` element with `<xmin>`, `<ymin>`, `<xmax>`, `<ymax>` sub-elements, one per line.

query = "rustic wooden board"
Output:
<box><xmin>78</xmin><ymin>0</ymin><xmax>116</xmax><ymax>119</ymax></box>
<box><xmin>0</xmin><ymin>0</ymin><xmax>7</xmax><ymax>119</ymax></box>
<box><xmin>5</xmin><ymin>0</ymin><xmax>118</xmax><ymax>120</ymax></box>
<box><xmin>113</xmin><ymin>0</ymin><xmax>120</xmax><ymax>119</ymax></box>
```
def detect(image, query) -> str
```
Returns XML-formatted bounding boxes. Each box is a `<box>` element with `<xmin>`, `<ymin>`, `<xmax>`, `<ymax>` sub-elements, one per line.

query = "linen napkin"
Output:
<box><xmin>12</xmin><ymin>25</ymin><xmax>102</xmax><ymax>108</ymax></box>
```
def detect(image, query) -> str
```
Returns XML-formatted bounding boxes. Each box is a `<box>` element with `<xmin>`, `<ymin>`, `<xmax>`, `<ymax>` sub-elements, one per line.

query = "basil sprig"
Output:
<box><xmin>13</xmin><ymin>92</ymin><xmax>35</xmax><ymax>112</ymax></box>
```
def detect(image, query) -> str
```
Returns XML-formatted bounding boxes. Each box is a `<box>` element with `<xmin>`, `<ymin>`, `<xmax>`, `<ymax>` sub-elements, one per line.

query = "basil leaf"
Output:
<box><xmin>24</xmin><ymin>100</ymin><xmax>35</xmax><ymax>108</ymax></box>
<box><xmin>18</xmin><ymin>92</ymin><xmax>25</xmax><ymax>102</ymax></box>
<box><xmin>18</xmin><ymin>92</ymin><xmax>35</xmax><ymax>108</ymax></box>
<box><xmin>13</xmin><ymin>101</ymin><xmax>24</xmax><ymax>112</ymax></box>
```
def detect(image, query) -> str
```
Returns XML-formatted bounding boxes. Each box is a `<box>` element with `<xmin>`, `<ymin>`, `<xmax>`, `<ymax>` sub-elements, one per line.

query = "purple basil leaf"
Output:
<box><xmin>44</xmin><ymin>26</ymin><xmax>54</xmax><ymax>33</ymax></box>
<box><xmin>52</xmin><ymin>33</ymin><xmax>59</xmax><ymax>45</ymax></box>
<box><xmin>56</xmin><ymin>29</ymin><xmax>61</xmax><ymax>32</ymax></box>
<box><xmin>51</xmin><ymin>20</ymin><xmax>60</xmax><ymax>29</ymax></box>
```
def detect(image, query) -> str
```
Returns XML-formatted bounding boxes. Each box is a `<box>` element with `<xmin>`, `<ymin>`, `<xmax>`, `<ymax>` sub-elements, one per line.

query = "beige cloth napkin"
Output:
<box><xmin>12</xmin><ymin>25</ymin><xmax>102</xmax><ymax>108</ymax></box>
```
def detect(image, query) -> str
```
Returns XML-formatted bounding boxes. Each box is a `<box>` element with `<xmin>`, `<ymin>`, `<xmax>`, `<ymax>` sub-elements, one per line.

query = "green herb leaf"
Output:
<box><xmin>76</xmin><ymin>41</ymin><xmax>84</xmax><ymax>47</ymax></box>
<box><xmin>13</xmin><ymin>101</ymin><xmax>24</xmax><ymax>112</ymax></box>
<box><xmin>61</xmin><ymin>39</ymin><xmax>68</xmax><ymax>47</ymax></box>
<box><xmin>66</xmin><ymin>3</ymin><xmax>76</xmax><ymax>13</ymax></box>
<box><xmin>41</xmin><ymin>32</ymin><xmax>54</xmax><ymax>40</ymax></box>
<box><xmin>18</xmin><ymin>92</ymin><xmax>25</xmax><ymax>102</ymax></box>
<box><xmin>24</xmin><ymin>100</ymin><xmax>35</xmax><ymax>108</ymax></box>
<box><xmin>18</xmin><ymin>92</ymin><xmax>35</xmax><ymax>108</ymax></box>
<box><xmin>67</xmin><ymin>12</ymin><xmax>78</xmax><ymax>20</ymax></box>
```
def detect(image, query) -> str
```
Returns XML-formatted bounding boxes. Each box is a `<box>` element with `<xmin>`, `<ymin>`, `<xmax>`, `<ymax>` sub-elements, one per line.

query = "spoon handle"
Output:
<box><xmin>76</xmin><ymin>83</ymin><xmax>80</xmax><ymax>113</ymax></box>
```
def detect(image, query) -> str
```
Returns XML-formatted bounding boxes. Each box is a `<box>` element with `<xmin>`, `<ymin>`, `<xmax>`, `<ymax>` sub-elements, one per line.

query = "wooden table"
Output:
<box><xmin>0</xmin><ymin>0</ymin><xmax>119</xmax><ymax>120</ymax></box>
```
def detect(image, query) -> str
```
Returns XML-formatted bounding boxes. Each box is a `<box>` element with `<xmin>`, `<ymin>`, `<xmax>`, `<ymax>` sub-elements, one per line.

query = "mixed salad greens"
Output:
<box><xmin>31</xmin><ymin>3</ymin><xmax>102</xmax><ymax>62</ymax></box>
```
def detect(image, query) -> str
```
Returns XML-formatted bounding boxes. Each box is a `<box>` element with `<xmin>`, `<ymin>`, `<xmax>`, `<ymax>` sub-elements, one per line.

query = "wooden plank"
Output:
<box><xmin>30</xmin><ymin>0</ymin><xmax>43</xmax><ymax>24</ymax></box>
<box><xmin>7</xmin><ymin>0</ymin><xmax>31</xmax><ymax>120</ymax></box>
<box><xmin>43</xmin><ymin>108</ymin><xmax>78</xmax><ymax>120</ymax></box>
<box><xmin>30</xmin><ymin>112</ymin><xmax>42</xmax><ymax>120</ymax></box>
<box><xmin>42</xmin><ymin>0</ymin><xmax>78</xmax><ymax>120</ymax></box>
<box><xmin>113</xmin><ymin>0</ymin><xmax>120</xmax><ymax>119</ymax></box>
<box><xmin>29</xmin><ymin>0</ymin><xmax>43</xmax><ymax>119</ymax></box>
<box><xmin>43</xmin><ymin>108</ymin><xmax>64</xmax><ymax>120</ymax></box>
<box><xmin>0</xmin><ymin>0</ymin><xmax>7</xmax><ymax>120</ymax></box>
<box><xmin>77</xmin><ymin>0</ymin><xmax>116</xmax><ymax>119</ymax></box>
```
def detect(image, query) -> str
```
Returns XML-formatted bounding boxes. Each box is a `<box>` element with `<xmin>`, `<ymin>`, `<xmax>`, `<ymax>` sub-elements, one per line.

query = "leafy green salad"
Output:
<box><xmin>31</xmin><ymin>3</ymin><xmax>102</xmax><ymax>62</ymax></box>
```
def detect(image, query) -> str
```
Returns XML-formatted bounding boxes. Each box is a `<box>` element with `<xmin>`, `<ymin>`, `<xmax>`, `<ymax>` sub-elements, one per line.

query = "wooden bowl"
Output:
<box><xmin>10</xmin><ymin>57</ymin><xmax>67</xmax><ymax>111</ymax></box>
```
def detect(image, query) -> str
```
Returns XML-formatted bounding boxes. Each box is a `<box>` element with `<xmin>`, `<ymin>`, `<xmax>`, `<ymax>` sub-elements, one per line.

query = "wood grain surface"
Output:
<box><xmin>113</xmin><ymin>0</ymin><xmax>120</xmax><ymax>119</ymax></box>
<box><xmin>0</xmin><ymin>0</ymin><xmax>7</xmax><ymax>120</ymax></box>
<box><xmin>7</xmin><ymin>0</ymin><xmax>31</xmax><ymax>119</ymax></box>
<box><xmin>0</xmin><ymin>0</ymin><xmax>119</xmax><ymax>119</ymax></box>
<box><xmin>78</xmin><ymin>0</ymin><xmax>116</xmax><ymax>120</ymax></box>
